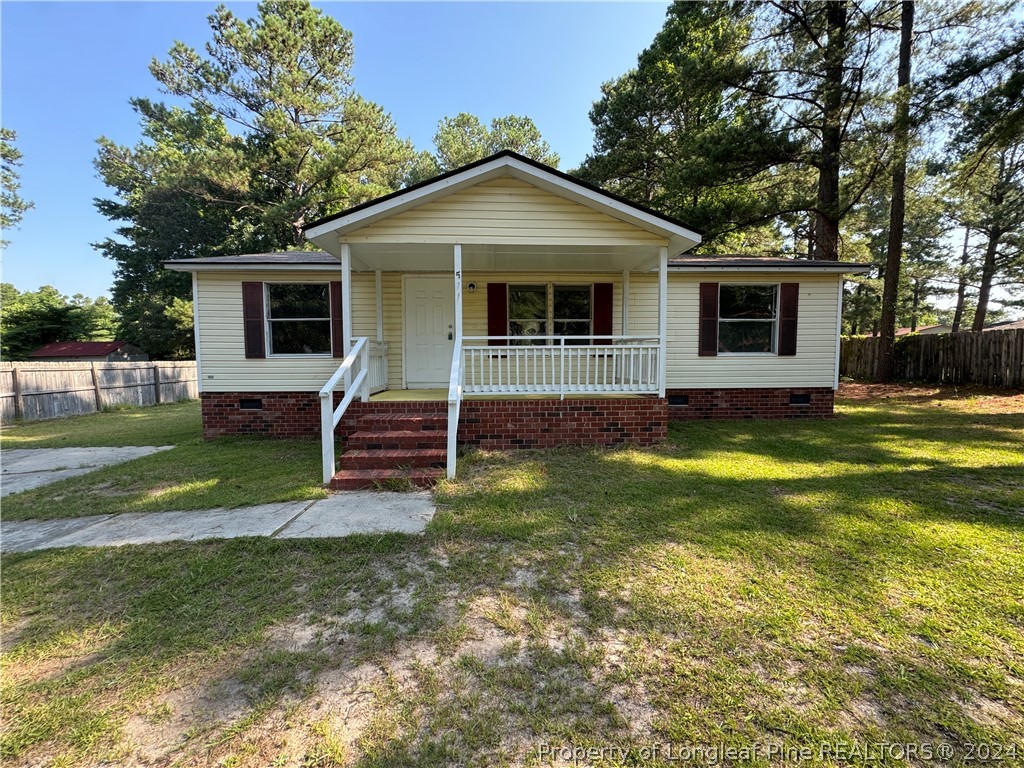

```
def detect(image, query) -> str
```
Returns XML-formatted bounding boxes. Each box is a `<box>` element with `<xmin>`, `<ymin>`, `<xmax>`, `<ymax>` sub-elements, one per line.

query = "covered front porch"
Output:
<box><xmin>300</xmin><ymin>152</ymin><xmax>701</xmax><ymax>485</ymax></box>
<box><xmin>316</xmin><ymin>239</ymin><xmax>673</xmax><ymax>483</ymax></box>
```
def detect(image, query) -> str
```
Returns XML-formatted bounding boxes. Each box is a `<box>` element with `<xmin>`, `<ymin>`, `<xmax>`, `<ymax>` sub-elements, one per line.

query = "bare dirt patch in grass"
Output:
<box><xmin>838</xmin><ymin>381</ymin><xmax>1024</xmax><ymax>413</ymax></box>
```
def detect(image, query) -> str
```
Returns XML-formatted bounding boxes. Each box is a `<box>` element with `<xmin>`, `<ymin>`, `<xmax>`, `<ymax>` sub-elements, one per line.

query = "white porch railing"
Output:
<box><xmin>444</xmin><ymin>335</ymin><xmax>660</xmax><ymax>481</ymax></box>
<box><xmin>320</xmin><ymin>337</ymin><xmax>371</xmax><ymax>484</ymax></box>
<box><xmin>368</xmin><ymin>341</ymin><xmax>389</xmax><ymax>393</ymax></box>
<box><xmin>460</xmin><ymin>336</ymin><xmax>660</xmax><ymax>396</ymax></box>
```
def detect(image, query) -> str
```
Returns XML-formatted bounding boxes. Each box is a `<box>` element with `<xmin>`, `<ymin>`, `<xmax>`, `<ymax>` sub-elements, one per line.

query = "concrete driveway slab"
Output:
<box><xmin>1</xmin><ymin>446</ymin><xmax>174</xmax><ymax>496</ymax></box>
<box><xmin>1</xmin><ymin>515</ymin><xmax>114</xmax><ymax>553</ymax></box>
<box><xmin>36</xmin><ymin>501</ymin><xmax>312</xmax><ymax>549</ymax></box>
<box><xmin>276</xmin><ymin>491</ymin><xmax>435</xmax><ymax>538</ymax></box>
<box><xmin>0</xmin><ymin>493</ymin><xmax>435</xmax><ymax>553</ymax></box>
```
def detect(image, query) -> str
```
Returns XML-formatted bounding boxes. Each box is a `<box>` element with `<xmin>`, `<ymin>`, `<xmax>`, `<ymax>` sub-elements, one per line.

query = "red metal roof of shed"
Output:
<box><xmin>29</xmin><ymin>341</ymin><xmax>129</xmax><ymax>358</ymax></box>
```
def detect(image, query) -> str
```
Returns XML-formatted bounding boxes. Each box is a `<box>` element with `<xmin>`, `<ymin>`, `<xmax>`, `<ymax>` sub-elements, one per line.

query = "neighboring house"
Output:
<box><xmin>984</xmin><ymin>319</ymin><xmax>1024</xmax><ymax>332</ymax></box>
<box><xmin>29</xmin><ymin>341</ymin><xmax>149</xmax><ymax>362</ymax></box>
<box><xmin>894</xmin><ymin>324</ymin><xmax>952</xmax><ymax>336</ymax></box>
<box><xmin>167</xmin><ymin>151</ymin><xmax>868</xmax><ymax>489</ymax></box>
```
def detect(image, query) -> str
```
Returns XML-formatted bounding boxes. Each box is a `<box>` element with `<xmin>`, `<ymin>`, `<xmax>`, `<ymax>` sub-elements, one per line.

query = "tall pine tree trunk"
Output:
<box><xmin>971</xmin><ymin>231</ymin><xmax>1001</xmax><ymax>331</ymax></box>
<box><xmin>910</xmin><ymin>280</ymin><xmax>920</xmax><ymax>332</ymax></box>
<box><xmin>951</xmin><ymin>227</ymin><xmax>970</xmax><ymax>332</ymax></box>
<box><xmin>813</xmin><ymin>0</ymin><xmax>848</xmax><ymax>261</ymax></box>
<box><xmin>876</xmin><ymin>1</ymin><xmax>914</xmax><ymax>382</ymax></box>
<box><xmin>971</xmin><ymin>152</ymin><xmax>1008</xmax><ymax>332</ymax></box>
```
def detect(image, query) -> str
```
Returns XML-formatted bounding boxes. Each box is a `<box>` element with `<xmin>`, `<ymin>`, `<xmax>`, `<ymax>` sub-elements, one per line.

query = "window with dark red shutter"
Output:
<box><xmin>486</xmin><ymin>283</ymin><xmax>507</xmax><ymax>346</ymax></box>
<box><xmin>592</xmin><ymin>283</ymin><xmax>613</xmax><ymax>344</ymax></box>
<box><xmin>698</xmin><ymin>283</ymin><xmax>718</xmax><ymax>356</ymax></box>
<box><xmin>241</xmin><ymin>282</ymin><xmax>266</xmax><ymax>359</ymax></box>
<box><xmin>778</xmin><ymin>283</ymin><xmax>799</xmax><ymax>356</ymax></box>
<box><xmin>330</xmin><ymin>281</ymin><xmax>345</xmax><ymax>357</ymax></box>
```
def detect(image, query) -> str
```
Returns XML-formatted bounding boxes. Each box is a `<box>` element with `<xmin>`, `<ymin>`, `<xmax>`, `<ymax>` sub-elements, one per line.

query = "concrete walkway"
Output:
<box><xmin>2</xmin><ymin>447</ymin><xmax>174</xmax><ymax>496</ymax></box>
<box><xmin>0</xmin><ymin>492</ymin><xmax>435</xmax><ymax>553</ymax></box>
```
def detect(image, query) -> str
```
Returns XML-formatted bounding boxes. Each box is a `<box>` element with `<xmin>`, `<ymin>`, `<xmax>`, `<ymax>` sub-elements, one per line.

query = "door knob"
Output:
<box><xmin>448</xmin><ymin>332</ymin><xmax>453</xmax><ymax>340</ymax></box>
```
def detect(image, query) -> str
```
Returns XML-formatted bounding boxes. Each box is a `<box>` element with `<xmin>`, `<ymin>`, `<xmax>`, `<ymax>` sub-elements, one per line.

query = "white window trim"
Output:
<box><xmin>717</xmin><ymin>283</ymin><xmax>779</xmax><ymax>357</ymax></box>
<box><xmin>507</xmin><ymin>283</ymin><xmax>595</xmax><ymax>344</ymax></box>
<box><xmin>264</xmin><ymin>281</ymin><xmax>334</xmax><ymax>358</ymax></box>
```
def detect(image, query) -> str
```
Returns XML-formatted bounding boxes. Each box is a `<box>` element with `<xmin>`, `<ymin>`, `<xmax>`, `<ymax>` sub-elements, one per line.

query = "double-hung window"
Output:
<box><xmin>508</xmin><ymin>284</ymin><xmax>593</xmax><ymax>345</ymax></box>
<box><xmin>718</xmin><ymin>284</ymin><xmax>778</xmax><ymax>354</ymax></box>
<box><xmin>266</xmin><ymin>283</ymin><xmax>332</xmax><ymax>355</ymax></box>
<box><xmin>508</xmin><ymin>285</ymin><xmax>548</xmax><ymax>345</ymax></box>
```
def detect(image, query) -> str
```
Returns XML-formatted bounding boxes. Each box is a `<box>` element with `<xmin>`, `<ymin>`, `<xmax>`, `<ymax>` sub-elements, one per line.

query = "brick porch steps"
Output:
<box><xmin>329</xmin><ymin>467</ymin><xmax>445</xmax><ymax>490</ymax></box>
<box><xmin>339</xmin><ymin>448</ymin><xmax>447</xmax><ymax>470</ymax></box>
<box><xmin>357</xmin><ymin>413</ymin><xmax>447</xmax><ymax>431</ymax></box>
<box><xmin>346</xmin><ymin>430</ymin><xmax>447</xmax><ymax>450</ymax></box>
<box><xmin>330</xmin><ymin>409</ymin><xmax>448</xmax><ymax>490</ymax></box>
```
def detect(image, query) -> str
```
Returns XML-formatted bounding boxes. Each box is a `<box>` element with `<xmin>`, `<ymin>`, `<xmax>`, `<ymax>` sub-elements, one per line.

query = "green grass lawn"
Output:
<box><xmin>1</xmin><ymin>402</ymin><xmax>327</xmax><ymax>520</ymax></box>
<box><xmin>2</xmin><ymin>387</ymin><xmax>1022</xmax><ymax>766</ymax></box>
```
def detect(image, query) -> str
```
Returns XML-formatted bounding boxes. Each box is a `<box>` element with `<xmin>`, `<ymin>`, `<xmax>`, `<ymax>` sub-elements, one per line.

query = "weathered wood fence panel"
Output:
<box><xmin>0</xmin><ymin>362</ymin><xmax>198</xmax><ymax>423</ymax></box>
<box><xmin>840</xmin><ymin>328</ymin><xmax>1024</xmax><ymax>388</ymax></box>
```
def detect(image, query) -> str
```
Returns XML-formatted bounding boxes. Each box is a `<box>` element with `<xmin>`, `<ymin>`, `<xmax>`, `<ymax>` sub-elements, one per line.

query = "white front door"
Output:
<box><xmin>404</xmin><ymin>276</ymin><xmax>455</xmax><ymax>388</ymax></box>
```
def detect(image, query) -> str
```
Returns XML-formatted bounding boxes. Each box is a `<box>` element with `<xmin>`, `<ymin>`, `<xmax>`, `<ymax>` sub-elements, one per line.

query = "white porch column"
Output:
<box><xmin>375</xmin><ymin>269</ymin><xmax>383</xmax><ymax>343</ymax></box>
<box><xmin>341</xmin><ymin>241</ymin><xmax>353</xmax><ymax>392</ymax></box>
<box><xmin>658</xmin><ymin>246</ymin><xmax>668</xmax><ymax>398</ymax></box>
<box><xmin>453</xmin><ymin>243</ymin><xmax>463</xmax><ymax>341</ymax></box>
<box><xmin>621</xmin><ymin>270</ymin><xmax>630</xmax><ymax>335</ymax></box>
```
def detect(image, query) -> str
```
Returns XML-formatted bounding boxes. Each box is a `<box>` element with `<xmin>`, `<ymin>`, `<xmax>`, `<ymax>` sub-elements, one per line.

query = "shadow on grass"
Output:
<box><xmin>2</xmin><ymin>397</ymin><xmax>1022</xmax><ymax>764</ymax></box>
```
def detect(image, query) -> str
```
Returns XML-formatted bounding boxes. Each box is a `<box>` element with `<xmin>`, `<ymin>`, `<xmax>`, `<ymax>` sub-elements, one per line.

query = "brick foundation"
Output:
<box><xmin>341</xmin><ymin>398</ymin><xmax>668</xmax><ymax>448</ymax></box>
<box><xmin>458</xmin><ymin>398</ymin><xmax>667</xmax><ymax>449</ymax></box>
<box><xmin>201</xmin><ymin>391</ymin><xmax>326</xmax><ymax>439</ymax></box>
<box><xmin>665</xmin><ymin>387</ymin><xmax>835</xmax><ymax>420</ymax></box>
<box><xmin>203</xmin><ymin>391</ymin><xmax>667</xmax><ymax>446</ymax></box>
<box><xmin>201</xmin><ymin>386</ymin><xmax>834</xmax><ymax>442</ymax></box>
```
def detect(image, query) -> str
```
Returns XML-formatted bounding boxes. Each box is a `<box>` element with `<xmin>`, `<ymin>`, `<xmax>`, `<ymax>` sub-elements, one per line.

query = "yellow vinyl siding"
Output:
<box><xmin>626</xmin><ymin>272</ymin><xmax>840</xmax><ymax>389</ymax></box>
<box><xmin>196</xmin><ymin>268</ymin><xmax>840</xmax><ymax>393</ymax></box>
<box><xmin>196</xmin><ymin>270</ymin><xmax>385</xmax><ymax>393</ymax></box>
<box><xmin>344</xmin><ymin>179</ymin><xmax>667</xmax><ymax>246</ymax></box>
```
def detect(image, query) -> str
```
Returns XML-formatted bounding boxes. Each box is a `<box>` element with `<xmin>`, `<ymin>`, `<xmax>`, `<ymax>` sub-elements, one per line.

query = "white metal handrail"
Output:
<box><xmin>320</xmin><ymin>336</ymin><xmax>370</xmax><ymax>484</ymax></box>
<box><xmin>460</xmin><ymin>335</ymin><xmax>660</xmax><ymax>398</ymax></box>
<box><xmin>446</xmin><ymin>337</ymin><xmax>464</xmax><ymax>480</ymax></box>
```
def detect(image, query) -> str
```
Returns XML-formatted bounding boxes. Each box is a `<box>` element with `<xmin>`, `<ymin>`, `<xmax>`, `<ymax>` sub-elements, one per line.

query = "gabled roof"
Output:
<box><xmin>303</xmin><ymin>150</ymin><xmax>702</xmax><ymax>256</ymax></box>
<box><xmin>30</xmin><ymin>341</ymin><xmax>129</xmax><ymax>358</ymax></box>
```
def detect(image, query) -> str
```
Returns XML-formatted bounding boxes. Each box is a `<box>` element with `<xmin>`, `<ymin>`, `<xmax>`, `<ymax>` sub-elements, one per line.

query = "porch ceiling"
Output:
<box><xmin>341</xmin><ymin>242</ymin><xmax>663</xmax><ymax>273</ymax></box>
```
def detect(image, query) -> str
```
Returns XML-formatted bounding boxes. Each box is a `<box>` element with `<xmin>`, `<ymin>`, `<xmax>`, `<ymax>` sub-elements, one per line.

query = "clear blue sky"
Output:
<box><xmin>1</xmin><ymin>1</ymin><xmax>670</xmax><ymax>299</ymax></box>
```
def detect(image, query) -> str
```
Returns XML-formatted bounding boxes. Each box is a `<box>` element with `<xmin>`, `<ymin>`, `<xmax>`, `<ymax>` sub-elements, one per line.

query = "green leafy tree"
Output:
<box><xmin>0</xmin><ymin>285</ymin><xmax>119</xmax><ymax>360</ymax></box>
<box><xmin>95</xmin><ymin>0</ymin><xmax>414</xmax><ymax>358</ymax></box>
<box><xmin>954</xmin><ymin>143</ymin><xmax>1024</xmax><ymax>330</ymax></box>
<box><xmin>1</xmin><ymin>128</ymin><xmax>33</xmax><ymax>247</ymax></box>
<box><xmin>577</xmin><ymin>1</ymin><xmax>791</xmax><ymax>251</ymax></box>
<box><xmin>409</xmin><ymin>112</ymin><xmax>559</xmax><ymax>183</ymax></box>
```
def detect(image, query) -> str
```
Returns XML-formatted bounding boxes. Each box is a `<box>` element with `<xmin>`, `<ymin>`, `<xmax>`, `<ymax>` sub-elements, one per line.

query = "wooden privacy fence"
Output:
<box><xmin>0</xmin><ymin>361</ymin><xmax>198</xmax><ymax>423</ymax></box>
<box><xmin>840</xmin><ymin>328</ymin><xmax>1024</xmax><ymax>388</ymax></box>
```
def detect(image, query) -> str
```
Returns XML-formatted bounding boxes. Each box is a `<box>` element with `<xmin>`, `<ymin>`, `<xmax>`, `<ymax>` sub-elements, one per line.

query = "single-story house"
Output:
<box><xmin>29</xmin><ymin>341</ymin><xmax>149</xmax><ymax>362</ymax></box>
<box><xmin>166</xmin><ymin>151</ymin><xmax>868</xmax><ymax>489</ymax></box>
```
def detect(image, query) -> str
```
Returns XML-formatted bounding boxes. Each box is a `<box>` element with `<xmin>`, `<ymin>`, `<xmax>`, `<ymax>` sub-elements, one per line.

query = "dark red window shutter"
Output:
<box><xmin>330</xmin><ymin>281</ymin><xmax>345</xmax><ymax>358</ymax></box>
<box><xmin>778</xmin><ymin>282</ymin><xmax>799</xmax><ymax>356</ymax></box>
<box><xmin>241</xmin><ymin>282</ymin><xmax>266</xmax><ymax>359</ymax></box>
<box><xmin>698</xmin><ymin>282</ymin><xmax>718</xmax><ymax>357</ymax></box>
<box><xmin>592</xmin><ymin>283</ymin><xmax>613</xmax><ymax>344</ymax></box>
<box><xmin>487</xmin><ymin>283</ymin><xmax>507</xmax><ymax>346</ymax></box>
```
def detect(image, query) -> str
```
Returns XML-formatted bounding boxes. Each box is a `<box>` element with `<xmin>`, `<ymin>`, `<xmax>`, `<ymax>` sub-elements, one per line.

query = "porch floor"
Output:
<box><xmin>369</xmin><ymin>388</ymin><xmax>646</xmax><ymax>402</ymax></box>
